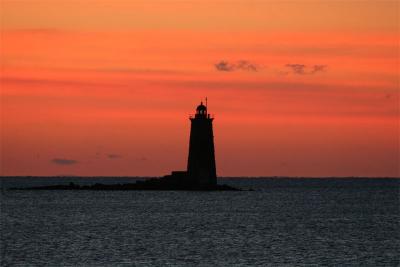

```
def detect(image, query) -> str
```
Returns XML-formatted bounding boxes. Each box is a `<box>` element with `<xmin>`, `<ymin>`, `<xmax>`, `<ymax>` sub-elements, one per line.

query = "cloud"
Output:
<box><xmin>107</xmin><ymin>154</ymin><xmax>122</xmax><ymax>159</ymax></box>
<box><xmin>215</xmin><ymin>60</ymin><xmax>235</xmax><ymax>71</ymax></box>
<box><xmin>236</xmin><ymin>60</ymin><xmax>259</xmax><ymax>72</ymax></box>
<box><xmin>285</xmin><ymin>64</ymin><xmax>306</xmax><ymax>75</ymax></box>
<box><xmin>215</xmin><ymin>60</ymin><xmax>260</xmax><ymax>72</ymax></box>
<box><xmin>311</xmin><ymin>65</ymin><xmax>327</xmax><ymax>74</ymax></box>
<box><xmin>51</xmin><ymin>158</ymin><xmax>78</xmax><ymax>165</ymax></box>
<box><xmin>285</xmin><ymin>64</ymin><xmax>327</xmax><ymax>75</ymax></box>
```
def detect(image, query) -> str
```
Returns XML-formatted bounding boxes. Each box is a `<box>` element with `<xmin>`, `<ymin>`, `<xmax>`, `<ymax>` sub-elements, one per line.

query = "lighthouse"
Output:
<box><xmin>187</xmin><ymin>101</ymin><xmax>217</xmax><ymax>187</ymax></box>
<box><xmin>160</xmin><ymin>99</ymin><xmax>228</xmax><ymax>189</ymax></box>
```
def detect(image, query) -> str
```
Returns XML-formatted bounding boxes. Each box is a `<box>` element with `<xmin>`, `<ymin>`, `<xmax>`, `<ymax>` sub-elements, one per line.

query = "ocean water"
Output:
<box><xmin>1</xmin><ymin>178</ymin><xmax>399</xmax><ymax>266</ymax></box>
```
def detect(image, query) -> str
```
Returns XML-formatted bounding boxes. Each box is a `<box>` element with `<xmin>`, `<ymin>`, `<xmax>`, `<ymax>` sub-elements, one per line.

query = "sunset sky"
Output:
<box><xmin>1</xmin><ymin>1</ymin><xmax>399</xmax><ymax>177</ymax></box>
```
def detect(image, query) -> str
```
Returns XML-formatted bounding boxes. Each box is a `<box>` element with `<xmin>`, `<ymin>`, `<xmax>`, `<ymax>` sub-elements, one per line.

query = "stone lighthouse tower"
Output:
<box><xmin>187</xmin><ymin>101</ymin><xmax>217</xmax><ymax>187</ymax></box>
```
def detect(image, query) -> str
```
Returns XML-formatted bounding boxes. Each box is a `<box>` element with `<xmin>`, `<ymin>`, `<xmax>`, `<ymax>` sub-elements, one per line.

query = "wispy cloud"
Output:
<box><xmin>107</xmin><ymin>154</ymin><xmax>122</xmax><ymax>159</ymax></box>
<box><xmin>215</xmin><ymin>60</ymin><xmax>260</xmax><ymax>72</ymax></box>
<box><xmin>310</xmin><ymin>65</ymin><xmax>327</xmax><ymax>74</ymax></box>
<box><xmin>215</xmin><ymin>61</ymin><xmax>234</xmax><ymax>72</ymax></box>
<box><xmin>285</xmin><ymin>64</ymin><xmax>306</xmax><ymax>75</ymax></box>
<box><xmin>51</xmin><ymin>158</ymin><xmax>78</xmax><ymax>165</ymax></box>
<box><xmin>285</xmin><ymin>64</ymin><xmax>327</xmax><ymax>75</ymax></box>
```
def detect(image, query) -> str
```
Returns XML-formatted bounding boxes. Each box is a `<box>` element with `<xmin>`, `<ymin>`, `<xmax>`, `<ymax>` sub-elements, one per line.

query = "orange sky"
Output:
<box><xmin>1</xmin><ymin>1</ymin><xmax>399</xmax><ymax>177</ymax></box>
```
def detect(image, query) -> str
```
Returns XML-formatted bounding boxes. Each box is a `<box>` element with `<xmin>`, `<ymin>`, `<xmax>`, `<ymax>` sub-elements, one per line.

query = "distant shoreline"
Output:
<box><xmin>9</xmin><ymin>183</ymin><xmax>242</xmax><ymax>191</ymax></box>
<box><xmin>1</xmin><ymin>176</ymin><xmax>399</xmax><ymax>179</ymax></box>
<box><xmin>2</xmin><ymin>177</ymin><xmax>398</xmax><ymax>192</ymax></box>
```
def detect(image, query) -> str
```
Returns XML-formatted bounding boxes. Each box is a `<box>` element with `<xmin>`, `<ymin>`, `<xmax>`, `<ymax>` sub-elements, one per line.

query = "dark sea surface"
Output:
<box><xmin>1</xmin><ymin>177</ymin><xmax>399</xmax><ymax>266</ymax></box>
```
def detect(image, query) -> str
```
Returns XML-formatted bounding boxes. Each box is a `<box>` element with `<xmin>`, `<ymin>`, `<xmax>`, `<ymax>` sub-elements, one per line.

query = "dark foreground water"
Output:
<box><xmin>1</xmin><ymin>178</ymin><xmax>399</xmax><ymax>266</ymax></box>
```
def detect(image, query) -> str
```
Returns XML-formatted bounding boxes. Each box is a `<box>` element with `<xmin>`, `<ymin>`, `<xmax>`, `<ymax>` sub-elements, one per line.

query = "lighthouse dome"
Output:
<box><xmin>195</xmin><ymin>101</ymin><xmax>207</xmax><ymax>117</ymax></box>
<box><xmin>196</xmin><ymin>102</ymin><xmax>207</xmax><ymax>112</ymax></box>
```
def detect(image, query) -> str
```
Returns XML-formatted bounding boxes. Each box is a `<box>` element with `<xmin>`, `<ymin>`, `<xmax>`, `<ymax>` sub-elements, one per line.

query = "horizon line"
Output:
<box><xmin>1</xmin><ymin>176</ymin><xmax>399</xmax><ymax>179</ymax></box>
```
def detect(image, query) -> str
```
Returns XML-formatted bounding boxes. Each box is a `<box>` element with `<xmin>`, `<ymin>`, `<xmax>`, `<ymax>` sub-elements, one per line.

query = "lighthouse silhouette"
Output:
<box><xmin>187</xmin><ymin>100</ymin><xmax>217</xmax><ymax>187</ymax></box>
<box><xmin>162</xmin><ymin>99</ymin><xmax>218</xmax><ymax>189</ymax></box>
